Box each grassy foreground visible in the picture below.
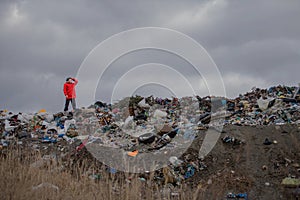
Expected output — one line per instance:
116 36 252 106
0 148 200 200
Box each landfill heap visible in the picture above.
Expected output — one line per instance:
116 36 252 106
224 85 300 126
1 85 300 184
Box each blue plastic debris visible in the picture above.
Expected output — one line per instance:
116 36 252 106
226 192 248 200
184 164 195 179
42 136 57 143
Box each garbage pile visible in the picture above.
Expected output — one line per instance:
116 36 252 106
73 95 208 178
0 85 300 185
223 85 300 126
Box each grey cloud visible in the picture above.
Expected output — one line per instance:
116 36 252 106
0 0 299 112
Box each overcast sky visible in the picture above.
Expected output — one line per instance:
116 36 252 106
0 0 300 113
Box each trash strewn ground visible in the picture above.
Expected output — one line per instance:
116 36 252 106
1 85 300 199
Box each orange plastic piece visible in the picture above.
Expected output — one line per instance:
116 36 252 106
127 150 138 157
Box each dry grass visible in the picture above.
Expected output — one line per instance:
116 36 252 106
0 149 250 200
0 147 197 200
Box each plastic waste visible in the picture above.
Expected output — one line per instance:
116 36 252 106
153 110 168 118
169 156 183 167
127 150 138 157
138 132 156 144
138 98 151 108
124 116 134 128
226 192 248 199
184 164 195 179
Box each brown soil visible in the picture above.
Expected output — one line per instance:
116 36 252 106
186 124 300 199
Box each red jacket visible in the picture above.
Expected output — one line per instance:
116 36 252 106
63 78 78 99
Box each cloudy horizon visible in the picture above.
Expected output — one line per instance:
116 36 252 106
1 0 300 113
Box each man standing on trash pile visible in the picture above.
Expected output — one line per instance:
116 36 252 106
63 77 78 112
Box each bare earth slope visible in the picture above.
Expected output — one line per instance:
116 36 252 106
187 124 300 199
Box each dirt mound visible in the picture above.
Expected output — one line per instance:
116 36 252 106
184 124 300 199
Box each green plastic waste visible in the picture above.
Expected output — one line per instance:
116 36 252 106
281 177 300 187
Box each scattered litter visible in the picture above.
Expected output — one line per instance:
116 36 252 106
265 182 270 186
226 192 248 199
222 136 244 145
263 138 273 145
1 84 300 198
